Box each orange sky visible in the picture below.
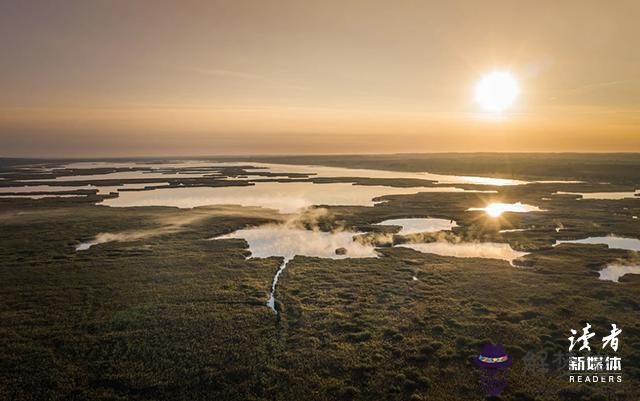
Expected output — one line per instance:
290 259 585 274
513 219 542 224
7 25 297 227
1 1 639 156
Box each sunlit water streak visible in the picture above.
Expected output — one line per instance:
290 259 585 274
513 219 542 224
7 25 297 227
499 228 529 233
396 241 528 266
26 160 531 186
554 235 640 251
554 190 640 200
468 202 544 217
374 218 457 235
212 162 529 186
100 182 485 213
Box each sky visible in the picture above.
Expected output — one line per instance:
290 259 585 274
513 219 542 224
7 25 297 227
1 0 639 157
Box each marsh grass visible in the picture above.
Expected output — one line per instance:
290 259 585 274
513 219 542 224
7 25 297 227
1 155 639 400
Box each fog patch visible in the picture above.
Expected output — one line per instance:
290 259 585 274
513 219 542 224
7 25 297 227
75 206 277 251
75 231 156 251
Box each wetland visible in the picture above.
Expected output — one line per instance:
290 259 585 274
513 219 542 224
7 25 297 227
1 153 639 401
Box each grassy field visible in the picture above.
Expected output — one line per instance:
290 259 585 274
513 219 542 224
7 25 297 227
1 154 639 400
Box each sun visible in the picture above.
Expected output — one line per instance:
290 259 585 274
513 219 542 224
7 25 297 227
485 203 514 217
475 71 520 113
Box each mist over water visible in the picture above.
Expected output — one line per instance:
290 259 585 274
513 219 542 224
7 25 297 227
215 224 378 312
217 226 378 260
397 241 528 265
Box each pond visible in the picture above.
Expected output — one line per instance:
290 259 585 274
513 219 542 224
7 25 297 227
555 190 640 200
214 225 378 312
396 241 528 265
468 202 544 217
374 218 457 235
598 264 640 283
554 235 640 251
100 182 483 213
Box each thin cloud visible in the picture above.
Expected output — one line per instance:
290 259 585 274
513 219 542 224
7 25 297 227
187 67 308 90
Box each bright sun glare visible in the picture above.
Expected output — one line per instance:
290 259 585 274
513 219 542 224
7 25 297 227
485 203 513 217
475 71 520 113
482 202 534 217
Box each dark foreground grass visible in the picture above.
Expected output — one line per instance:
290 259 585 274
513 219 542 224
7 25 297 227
1 155 639 400
1 200 638 401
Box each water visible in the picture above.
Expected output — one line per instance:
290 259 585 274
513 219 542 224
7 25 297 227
397 241 528 265
76 240 100 251
1 185 90 194
555 190 640 200
15 161 560 214
468 202 544 217
60 160 216 170
375 218 457 235
554 235 640 251
211 162 529 186
2 194 86 200
25 170 215 182
0 183 168 197
598 264 640 282
266 259 290 310
214 225 378 312
100 182 484 213
499 228 529 233
18 160 530 186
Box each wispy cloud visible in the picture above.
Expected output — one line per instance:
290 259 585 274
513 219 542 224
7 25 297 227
187 67 308 91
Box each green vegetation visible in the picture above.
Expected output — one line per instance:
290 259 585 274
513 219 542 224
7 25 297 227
1 155 639 400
